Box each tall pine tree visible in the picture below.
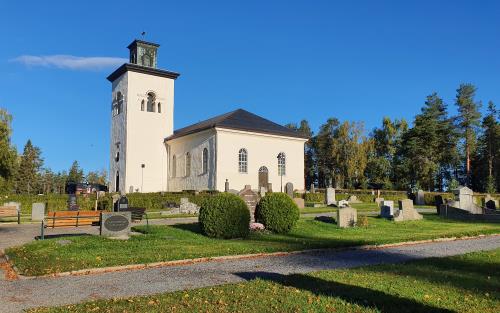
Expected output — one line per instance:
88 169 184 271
15 140 43 194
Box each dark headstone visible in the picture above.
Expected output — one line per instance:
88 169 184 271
68 194 78 211
117 196 129 212
435 195 444 214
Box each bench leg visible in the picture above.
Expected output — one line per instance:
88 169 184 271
40 221 44 240
17 212 20 224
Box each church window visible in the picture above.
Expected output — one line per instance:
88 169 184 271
202 148 208 175
185 152 191 177
141 100 145 111
172 155 176 178
147 92 155 112
115 151 119 162
238 148 248 173
157 102 161 113
116 92 123 115
277 152 286 176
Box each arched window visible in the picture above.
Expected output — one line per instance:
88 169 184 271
147 92 155 112
115 151 119 162
157 102 161 113
238 148 248 173
277 152 286 176
202 148 208 175
141 100 145 111
185 152 191 177
172 155 176 178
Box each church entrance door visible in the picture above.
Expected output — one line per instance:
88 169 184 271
258 166 268 191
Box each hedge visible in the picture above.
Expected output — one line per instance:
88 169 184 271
0 191 219 215
198 193 250 238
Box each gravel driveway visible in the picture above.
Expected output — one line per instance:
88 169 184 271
1 235 498 313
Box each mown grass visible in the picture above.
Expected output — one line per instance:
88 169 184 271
7 214 499 276
29 248 500 313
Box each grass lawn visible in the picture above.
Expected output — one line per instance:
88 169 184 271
7 214 499 276
29 248 500 313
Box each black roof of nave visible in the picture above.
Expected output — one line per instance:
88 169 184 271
165 109 308 141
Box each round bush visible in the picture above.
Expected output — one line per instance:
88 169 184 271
255 193 300 234
198 193 250 238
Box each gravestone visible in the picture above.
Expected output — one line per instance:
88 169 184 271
435 195 444 214
67 194 78 211
393 199 423 222
347 195 362 203
293 198 305 209
415 190 425 205
374 197 384 207
380 200 394 218
31 202 45 221
100 212 131 238
117 196 129 212
238 185 259 222
310 183 315 193
179 198 200 214
337 207 357 228
337 199 349 208
484 194 499 210
225 179 229 192
267 183 273 193
285 182 294 198
259 186 267 198
326 187 336 206
450 186 482 214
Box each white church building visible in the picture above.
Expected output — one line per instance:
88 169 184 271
108 40 307 193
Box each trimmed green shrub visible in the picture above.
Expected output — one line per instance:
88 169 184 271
255 193 300 234
198 193 250 239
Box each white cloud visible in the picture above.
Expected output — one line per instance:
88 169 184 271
11 55 127 70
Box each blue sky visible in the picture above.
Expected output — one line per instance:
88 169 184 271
1 0 499 173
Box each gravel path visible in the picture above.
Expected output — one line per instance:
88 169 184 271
1 235 499 313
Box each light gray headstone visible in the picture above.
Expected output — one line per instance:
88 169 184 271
259 187 267 197
347 195 362 203
179 199 200 214
337 207 357 228
374 197 384 207
31 202 46 221
393 199 423 222
451 186 482 214
326 187 336 205
293 198 305 209
310 183 315 193
100 212 131 238
285 182 294 198
338 199 349 208
415 190 425 205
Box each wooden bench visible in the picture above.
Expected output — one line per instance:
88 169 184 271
40 211 102 239
0 206 20 224
120 207 149 225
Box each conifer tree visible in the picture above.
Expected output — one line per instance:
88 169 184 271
15 140 43 194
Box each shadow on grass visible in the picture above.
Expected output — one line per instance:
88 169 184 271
362 256 500 294
34 233 92 240
236 271 455 313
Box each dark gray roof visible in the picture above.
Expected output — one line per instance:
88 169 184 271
165 109 308 141
107 63 180 82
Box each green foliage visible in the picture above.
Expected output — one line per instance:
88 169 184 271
198 193 250 239
255 193 299 234
15 140 43 194
304 192 324 203
67 161 84 183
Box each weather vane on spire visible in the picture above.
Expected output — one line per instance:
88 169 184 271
141 31 146 38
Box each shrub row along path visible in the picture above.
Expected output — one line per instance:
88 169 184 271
1 235 498 313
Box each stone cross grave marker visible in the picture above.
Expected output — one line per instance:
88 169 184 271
239 185 259 222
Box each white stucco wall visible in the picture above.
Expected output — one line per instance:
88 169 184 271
166 129 216 191
215 128 306 192
110 69 176 193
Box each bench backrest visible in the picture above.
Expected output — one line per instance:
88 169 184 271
45 211 101 228
0 206 18 217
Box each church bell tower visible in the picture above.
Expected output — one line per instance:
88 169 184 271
107 39 180 193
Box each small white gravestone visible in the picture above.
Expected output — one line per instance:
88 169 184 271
374 198 384 207
326 187 336 206
337 199 349 208
31 202 45 221
337 207 357 228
